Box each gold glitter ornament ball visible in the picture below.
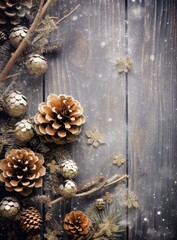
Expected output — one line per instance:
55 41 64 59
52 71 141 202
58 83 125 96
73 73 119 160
9 25 28 48
3 90 28 117
25 54 48 75
59 180 77 197
59 160 78 179
95 198 106 210
14 119 34 142
0 197 20 219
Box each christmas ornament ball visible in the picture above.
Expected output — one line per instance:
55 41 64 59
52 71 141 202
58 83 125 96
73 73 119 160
3 90 28 118
59 160 78 179
9 25 28 48
95 198 106 210
25 54 48 75
0 197 20 219
59 180 77 197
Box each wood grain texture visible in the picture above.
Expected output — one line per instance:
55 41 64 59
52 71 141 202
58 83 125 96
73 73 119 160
127 0 177 239
45 0 127 238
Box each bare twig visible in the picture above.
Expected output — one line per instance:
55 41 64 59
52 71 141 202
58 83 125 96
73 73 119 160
4 72 21 80
57 4 80 25
50 174 128 205
32 4 80 45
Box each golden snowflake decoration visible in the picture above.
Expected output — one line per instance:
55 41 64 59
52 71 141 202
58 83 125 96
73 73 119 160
99 217 120 237
125 191 139 209
85 128 105 148
44 228 59 240
113 154 125 167
47 160 59 174
116 55 133 73
103 192 113 204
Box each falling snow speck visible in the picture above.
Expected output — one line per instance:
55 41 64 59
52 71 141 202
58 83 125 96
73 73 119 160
150 55 155 61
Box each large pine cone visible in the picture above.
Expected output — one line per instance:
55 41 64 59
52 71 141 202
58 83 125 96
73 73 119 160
0 0 32 25
64 210 91 237
19 207 42 233
0 148 46 196
34 94 86 144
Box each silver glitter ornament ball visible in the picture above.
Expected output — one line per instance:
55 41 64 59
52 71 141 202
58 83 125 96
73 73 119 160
0 197 20 219
59 180 77 197
25 54 48 75
9 25 28 48
15 119 34 142
3 90 28 118
59 160 78 179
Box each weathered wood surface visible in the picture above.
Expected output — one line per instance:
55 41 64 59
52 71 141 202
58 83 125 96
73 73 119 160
0 0 177 239
127 0 177 239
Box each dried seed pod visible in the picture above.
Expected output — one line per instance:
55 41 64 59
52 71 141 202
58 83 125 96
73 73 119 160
14 119 34 142
95 198 106 210
0 197 20 219
59 160 78 179
25 54 48 75
59 180 77 197
9 25 28 48
3 90 28 118
19 207 42 233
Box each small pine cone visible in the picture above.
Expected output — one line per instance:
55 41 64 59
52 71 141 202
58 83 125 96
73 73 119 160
0 0 32 25
34 94 86 144
9 25 28 48
25 54 48 75
19 207 42 233
59 159 78 179
64 210 91 237
3 90 28 117
0 197 20 219
14 119 34 142
0 148 46 196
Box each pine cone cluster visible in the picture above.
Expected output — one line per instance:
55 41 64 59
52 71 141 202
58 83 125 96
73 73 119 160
64 210 91 237
0 149 46 196
0 0 32 25
19 207 42 233
34 94 86 144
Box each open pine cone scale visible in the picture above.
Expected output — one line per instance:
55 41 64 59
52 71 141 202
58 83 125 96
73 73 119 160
0 149 46 196
34 94 85 144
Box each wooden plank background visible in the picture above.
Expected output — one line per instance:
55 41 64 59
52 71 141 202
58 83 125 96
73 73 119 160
0 0 177 239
